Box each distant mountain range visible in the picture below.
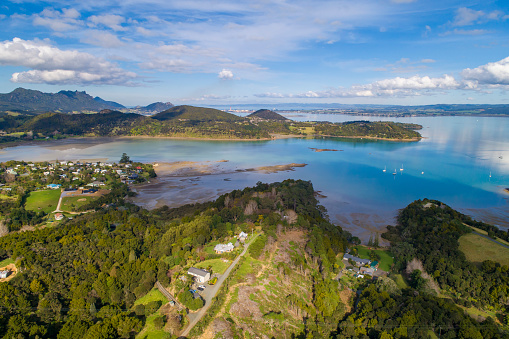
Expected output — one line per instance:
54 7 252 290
0 88 173 114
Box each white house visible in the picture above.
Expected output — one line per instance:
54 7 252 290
238 231 248 242
0 270 10 279
214 243 234 254
187 267 210 283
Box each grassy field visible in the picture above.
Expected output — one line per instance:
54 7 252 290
25 189 61 213
135 313 171 339
203 240 220 255
459 233 509 267
464 224 509 246
392 273 409 289
195 258 231 275
133 288 167 307
0 258 14 267
354 246 394 271
0 193 16 201
60 195 97 212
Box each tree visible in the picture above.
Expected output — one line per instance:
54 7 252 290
119 153 130 164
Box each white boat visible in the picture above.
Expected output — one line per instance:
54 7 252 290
392 169 397 175
489 171 492 178
400 164 404 171
383 166 386 172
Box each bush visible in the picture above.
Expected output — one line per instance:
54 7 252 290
134 304 145 317
145 300 162 315
153 315 165 329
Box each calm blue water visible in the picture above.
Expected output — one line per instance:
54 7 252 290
1 114 508 238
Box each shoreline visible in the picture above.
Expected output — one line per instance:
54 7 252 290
0 133 420 150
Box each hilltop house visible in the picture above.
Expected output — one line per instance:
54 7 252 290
47 184 61 189
54 213 64 221
343 253 371 266
187 267 210 283
0 270 10 279
214 243 234 254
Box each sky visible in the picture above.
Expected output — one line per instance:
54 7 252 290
0 0 509 106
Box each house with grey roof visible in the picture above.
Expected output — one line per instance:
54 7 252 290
214 242 234 254
187 267 210 283
343 253 371 266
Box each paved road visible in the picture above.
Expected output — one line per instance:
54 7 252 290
472 231 509 250
180 234 258 338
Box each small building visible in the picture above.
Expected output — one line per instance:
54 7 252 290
47 184 61 189
360 267 375 276
214 243 234 254
370 261 379 270
0 270 10 279
187 267 210 283
343 253 371 266
55 213 64 221
238 231 248 242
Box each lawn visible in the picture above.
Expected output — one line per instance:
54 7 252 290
135 313 171 339
133 288 167 307
459 233 509 267
25 189 61 213
60 195 97 212
392 274 409 289
195 258 231 275
203 240 220 255
464 224 509 246
0 258 14 267
354 246 394 271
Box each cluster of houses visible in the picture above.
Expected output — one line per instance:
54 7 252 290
213 231 249 254
187 232 251 284
343 252 380 278
0 160 149 190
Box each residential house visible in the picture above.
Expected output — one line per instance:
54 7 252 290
360 267 375 276
187 267 210 283
238 231 248 242
47 184 61 189
343 253 371 266
0 270 10 279
55 213 64 221
214 243 234 254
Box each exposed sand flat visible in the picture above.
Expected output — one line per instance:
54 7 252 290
152 161 225 176
239 163 307 174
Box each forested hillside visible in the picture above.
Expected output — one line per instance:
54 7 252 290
0 107 422 142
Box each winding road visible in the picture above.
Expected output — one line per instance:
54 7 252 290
180 233 258 338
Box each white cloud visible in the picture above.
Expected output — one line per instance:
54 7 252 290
421 59 436 63
0 38 137 85
442 29 490 36
218 69 233 80
81 30 124 47
88 14 127 31
461 57 509 86
181 94 232 101
33 8 82 32
452 7 507 26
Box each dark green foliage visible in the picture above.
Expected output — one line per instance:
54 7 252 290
383 198 509 309
248 234 267 259
177 290 204 310
336 283 506 339
153 315 165 329
314 120 421 139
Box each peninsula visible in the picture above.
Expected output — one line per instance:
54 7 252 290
0 105 422 145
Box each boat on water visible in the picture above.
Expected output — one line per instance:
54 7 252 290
392 169 397 175
383 166 386 172
400 164 404 171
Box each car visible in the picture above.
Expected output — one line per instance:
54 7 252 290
169 300 175 306
198 285 206 289
197 286 204 291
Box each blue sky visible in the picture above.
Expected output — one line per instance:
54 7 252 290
1 0 509 106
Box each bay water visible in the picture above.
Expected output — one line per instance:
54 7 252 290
1 114 507 240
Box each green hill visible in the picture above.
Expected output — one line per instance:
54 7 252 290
20 111 149 136
151 105 243 122
247 109 289 121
